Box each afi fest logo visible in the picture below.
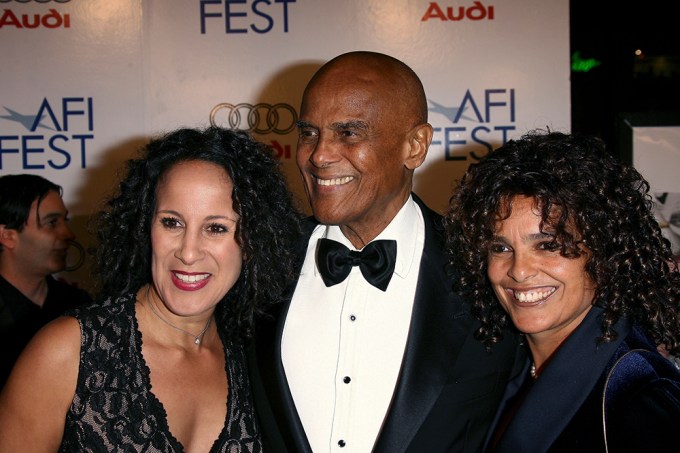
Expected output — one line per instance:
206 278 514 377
210 102 297 159
429 88 516 162
199 0 296 34
0 97 94 170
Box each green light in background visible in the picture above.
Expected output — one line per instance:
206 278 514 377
572 51 602 72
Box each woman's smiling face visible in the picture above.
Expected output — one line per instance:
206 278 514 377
487 196 596 345
150 160 243 317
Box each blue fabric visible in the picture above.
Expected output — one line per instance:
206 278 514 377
603 328 680 452
487 306 680 452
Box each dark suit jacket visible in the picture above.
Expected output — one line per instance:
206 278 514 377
249 194 525 452
486 305 680 453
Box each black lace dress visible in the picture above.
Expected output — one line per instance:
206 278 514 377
60 294 263 452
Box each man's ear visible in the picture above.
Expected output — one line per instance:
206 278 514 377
405 123 433 170
0 225 18 250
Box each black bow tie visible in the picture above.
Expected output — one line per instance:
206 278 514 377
316 238 397 291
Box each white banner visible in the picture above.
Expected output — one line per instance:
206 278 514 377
1 0 570 287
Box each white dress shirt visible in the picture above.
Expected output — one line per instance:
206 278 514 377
282 196 425 452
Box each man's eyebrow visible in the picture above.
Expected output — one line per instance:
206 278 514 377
296 120 315 129
37 211 66 226
330 120 369 131
41 211 66 220
295 120 369 131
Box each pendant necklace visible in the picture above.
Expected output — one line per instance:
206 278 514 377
145 286 211 345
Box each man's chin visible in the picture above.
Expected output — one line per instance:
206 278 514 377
310 204 347 225
49 259 69 274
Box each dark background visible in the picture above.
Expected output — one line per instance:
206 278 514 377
570 1 680 158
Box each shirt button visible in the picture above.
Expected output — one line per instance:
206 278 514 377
338 440 346 447
350 315 356 321
343 376 351 384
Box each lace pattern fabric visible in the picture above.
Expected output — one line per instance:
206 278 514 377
60 294 262 452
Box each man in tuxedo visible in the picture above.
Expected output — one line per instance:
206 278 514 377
251 51 524 452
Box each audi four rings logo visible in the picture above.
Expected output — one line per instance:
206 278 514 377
210 103 297 135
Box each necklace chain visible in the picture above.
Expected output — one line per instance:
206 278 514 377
145 286 211 345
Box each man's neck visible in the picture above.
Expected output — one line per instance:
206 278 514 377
0 267 49 307
339 197 409 250
338 195 413 249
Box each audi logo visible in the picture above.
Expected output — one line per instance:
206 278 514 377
210 103 297 135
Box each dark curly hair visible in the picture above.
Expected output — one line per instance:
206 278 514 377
91 127 303 338
445 129 680 354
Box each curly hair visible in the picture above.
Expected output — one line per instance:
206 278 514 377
91 127 303 338
445 129 680 354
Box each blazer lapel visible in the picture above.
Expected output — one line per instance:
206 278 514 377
481 358 531 451
493 306 631 453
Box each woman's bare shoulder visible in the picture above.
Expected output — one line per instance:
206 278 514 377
0 315 81 451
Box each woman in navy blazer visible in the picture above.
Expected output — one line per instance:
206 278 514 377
445 129 680 452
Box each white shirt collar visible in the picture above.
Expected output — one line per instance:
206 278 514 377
317 195 421 279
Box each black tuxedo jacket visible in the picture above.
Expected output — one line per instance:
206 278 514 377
248 195 525 452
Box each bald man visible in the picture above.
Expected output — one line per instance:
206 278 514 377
250 51 525 453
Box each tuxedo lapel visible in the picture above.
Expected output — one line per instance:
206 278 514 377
272 291 313 452
254 219 316 452
373 196 471 452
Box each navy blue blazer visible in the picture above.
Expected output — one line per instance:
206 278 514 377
486 305 680 452
248 194 525 453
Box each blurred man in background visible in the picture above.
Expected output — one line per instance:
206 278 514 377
0 174 91 388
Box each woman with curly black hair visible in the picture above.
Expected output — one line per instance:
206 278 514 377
445 129 680 452
0 127 302 452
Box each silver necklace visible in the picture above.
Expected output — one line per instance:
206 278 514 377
145 286 212 345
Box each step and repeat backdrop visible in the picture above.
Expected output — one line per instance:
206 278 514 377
1 0 570 288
